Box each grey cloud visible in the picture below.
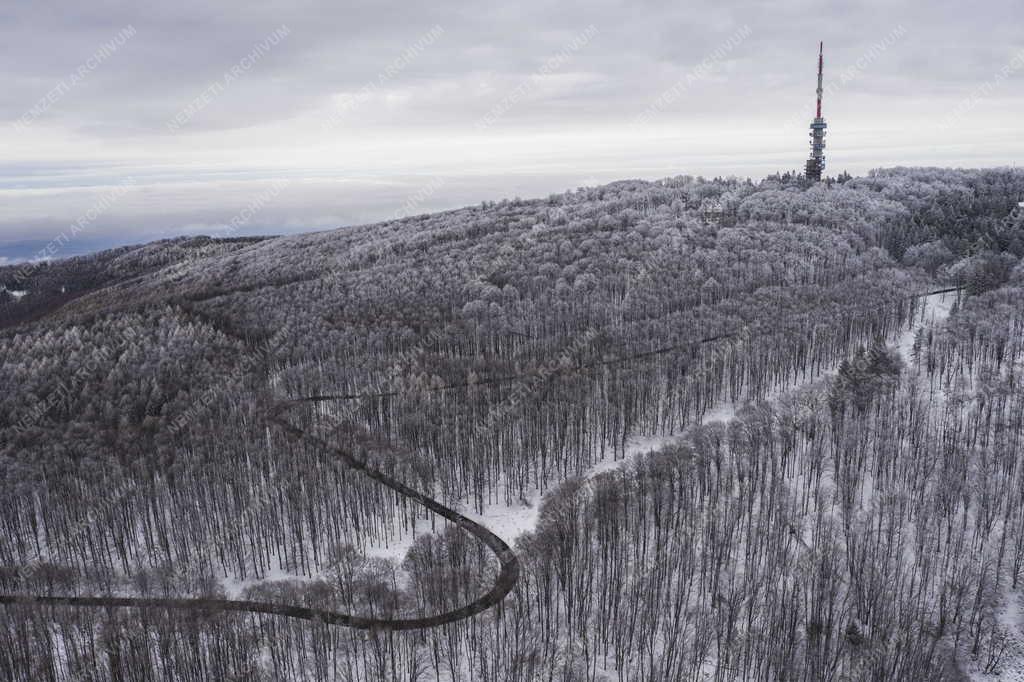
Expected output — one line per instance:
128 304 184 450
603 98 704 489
0 0 1020 254
9 0 1018 134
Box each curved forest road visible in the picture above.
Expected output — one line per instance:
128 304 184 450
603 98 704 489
0 397 520 632
0 285 963 633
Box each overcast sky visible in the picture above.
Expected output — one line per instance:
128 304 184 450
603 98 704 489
1 0 1022 262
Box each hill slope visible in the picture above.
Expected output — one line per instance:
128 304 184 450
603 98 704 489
2 167 1023 681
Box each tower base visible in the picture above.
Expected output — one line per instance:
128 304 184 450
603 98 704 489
805 158 823 182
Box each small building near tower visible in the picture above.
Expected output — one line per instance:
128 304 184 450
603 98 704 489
700 198 738 227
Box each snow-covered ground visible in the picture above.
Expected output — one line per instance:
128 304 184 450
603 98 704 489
232 289 1024 682
968 589 1024 681
897 289 956 361
220 561 320 599
0 285 28 300
239 292 960 592
463 290 960 548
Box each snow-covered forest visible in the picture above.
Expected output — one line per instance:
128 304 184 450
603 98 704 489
2 167 1024 681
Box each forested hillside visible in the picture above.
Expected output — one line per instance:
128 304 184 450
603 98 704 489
0 236 269 331
1 167 1023 681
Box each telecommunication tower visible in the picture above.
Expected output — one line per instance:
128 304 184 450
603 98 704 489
805 42 827 182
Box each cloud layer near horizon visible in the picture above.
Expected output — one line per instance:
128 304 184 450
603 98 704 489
1 0 1021 256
